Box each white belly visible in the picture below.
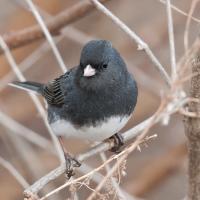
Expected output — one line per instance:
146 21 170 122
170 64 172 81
50 115 131 141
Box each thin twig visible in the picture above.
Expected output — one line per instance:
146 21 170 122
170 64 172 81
0 36 64 163
0 0 110 55
25 0 67 73
166 0 177 80
184 0 200 52
159 0 200 23
86 153 128 200
0 36 63 92
0 156 29 188
0 110 53 151
100 152 127 200
90 0 171 86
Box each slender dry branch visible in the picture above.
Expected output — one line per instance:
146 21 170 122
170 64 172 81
0 156 29 188
90 0 171 86
166 0 177 80
25 0 67 72
159 0 200 23
184 0 200 52
99 152 127 200
0 36 64 163
0 0 110 54
86 153 128 200
0 36 63 92
0 111 52 151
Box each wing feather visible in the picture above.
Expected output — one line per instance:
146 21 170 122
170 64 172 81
42 77 64 106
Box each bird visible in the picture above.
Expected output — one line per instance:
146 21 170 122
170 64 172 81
10 40 138 178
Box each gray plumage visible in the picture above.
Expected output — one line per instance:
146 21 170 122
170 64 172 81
11 40 138 141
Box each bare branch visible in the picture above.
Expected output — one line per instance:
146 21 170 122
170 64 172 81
159 0 200 23
0 156 29 188
0 110 53 151
0 36 63 92
0 36 64 163
166 0 177 80
25 0 67 72
0 0 110 54
90 0 171 86
99 152 127 200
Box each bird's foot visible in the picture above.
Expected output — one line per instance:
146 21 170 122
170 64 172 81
64 153 81 179
109 133 124 153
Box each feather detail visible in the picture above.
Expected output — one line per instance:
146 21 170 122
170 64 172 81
42 77 64 106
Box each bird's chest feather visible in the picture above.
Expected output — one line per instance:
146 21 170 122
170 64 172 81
59 88 130 126
50 115 131 141
48 83 136 141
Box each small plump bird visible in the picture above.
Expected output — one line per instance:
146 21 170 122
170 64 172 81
11 40 138 177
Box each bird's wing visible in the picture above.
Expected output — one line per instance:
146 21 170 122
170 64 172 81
42 77 64 106
42 68 75 106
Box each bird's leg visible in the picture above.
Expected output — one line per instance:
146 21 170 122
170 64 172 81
109 133 124 153
58 136 81 178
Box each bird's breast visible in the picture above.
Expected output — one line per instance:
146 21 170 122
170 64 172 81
50 115 131 141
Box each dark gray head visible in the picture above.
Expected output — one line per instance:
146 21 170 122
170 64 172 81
76 40 128 91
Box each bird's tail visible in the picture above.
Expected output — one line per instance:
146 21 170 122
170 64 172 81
9 81 44 94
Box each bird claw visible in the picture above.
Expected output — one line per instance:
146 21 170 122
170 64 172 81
109 133 124 153
64 153 81 179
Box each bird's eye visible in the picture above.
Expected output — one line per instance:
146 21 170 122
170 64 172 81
102 64 108 69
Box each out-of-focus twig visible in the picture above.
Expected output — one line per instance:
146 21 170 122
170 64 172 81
90 0 171 86
99 152 127 200
0 110 53 151
0 156 29 188
0 0 110 55
25 0 66 73
0 36 64 163
184 0 200 52
159 0 200 23
166 0 177 81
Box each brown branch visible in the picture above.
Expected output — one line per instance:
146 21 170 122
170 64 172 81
0 0 110 54
184 49 200 200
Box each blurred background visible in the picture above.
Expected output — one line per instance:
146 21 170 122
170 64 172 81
0 0 199 199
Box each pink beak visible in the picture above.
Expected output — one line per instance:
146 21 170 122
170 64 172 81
83 65 96 77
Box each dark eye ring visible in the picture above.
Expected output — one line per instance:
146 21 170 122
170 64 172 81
102 64 108 68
